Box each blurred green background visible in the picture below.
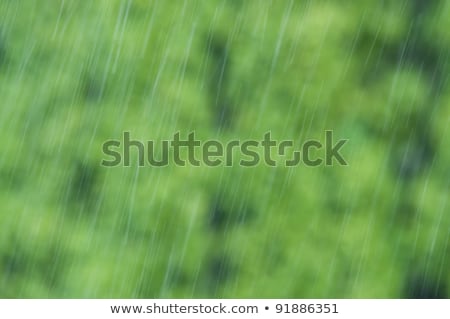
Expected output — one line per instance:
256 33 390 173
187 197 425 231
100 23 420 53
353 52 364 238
0 0 449 298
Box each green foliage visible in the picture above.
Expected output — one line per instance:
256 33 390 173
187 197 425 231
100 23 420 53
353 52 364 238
0 0 448 298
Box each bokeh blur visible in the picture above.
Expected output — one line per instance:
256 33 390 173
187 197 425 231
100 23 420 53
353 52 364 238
0 0 449 298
